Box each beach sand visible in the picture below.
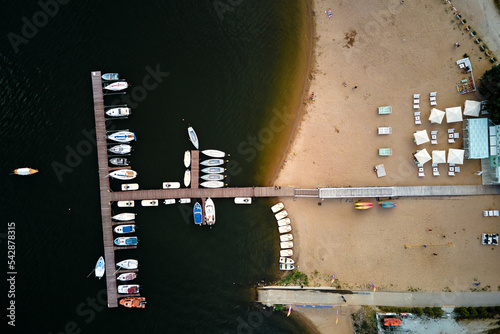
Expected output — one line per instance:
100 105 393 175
273 0 500 332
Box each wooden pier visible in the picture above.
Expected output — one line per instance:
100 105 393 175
191 150 199 189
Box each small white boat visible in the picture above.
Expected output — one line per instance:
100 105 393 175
202 149 226 158
275 210 288 220
95 256 105 279
163 182 181 189
200 181 224 188
163 199 175 205
280 241 293 249
184 150 191 168
201 167 225 174
279 257 294 264
279 225 292 234
106 107 131 117
102 73 119 81
116 259 138 269
280 264 295 271
141 200 158 207
200 159 224 166
109 157 129 166
122 183 139 191
109 170 137 180
112 213 136 221
280 249 293 257
184 170 191 187
107 131 136 143
118 284 140 294
277 218 291 227
271 202 284 213
117 273 137 281
234 197 252 204
187 127 199 149
118 201 134 207
114 224 136 234
179 198 191 204
104 81 129 91
13 167 39 175
205 198 215 226
108 144 131 154
200 174 225 181
280 234 293 242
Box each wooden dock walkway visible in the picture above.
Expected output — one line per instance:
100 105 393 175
191 150 199 189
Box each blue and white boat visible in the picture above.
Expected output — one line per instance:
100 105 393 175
106 107 131 117
187 127 199 149
200 159 224 166
102 73 119 81
201 167 225 174
95 256 105 279
193 202 202 225
114 237 138 246
109 169 137 180
107 131 136 143
114 224 136 234
200 174 225 181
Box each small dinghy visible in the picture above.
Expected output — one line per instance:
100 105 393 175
163 182 181 189
278 225 292 234
120 297 146 308
117 201 134 207
116 259 138 269
104 81 129 91
179 198 191 204
187 127 199 149
279 257 294 264
193 202 202 225
114 237 138 246
108 144 131 155
141 200 158 207
109 157 129 166
201 167 225 174
112 213 136 221
280 234 293 242
184 150 191 168
200 159 224 166
114 224 136 234
107 131 136 143
121 183 138 191
184 170 191 187
378 201 396 208
102 73 119 81
202 149 226 158
277 218 291 227
109 170 137 180
200 181 224 188
200 174 225 181
106 107 131 117
271 202 284 213
280 249 293 257
118 284 140 294
117 273 137 281
234 197 252 204
95 256 105 279
13 167 38 175
163 199 175 205
275 210 288 220
280 263 295 271
280 241 293 249
205 198 215 226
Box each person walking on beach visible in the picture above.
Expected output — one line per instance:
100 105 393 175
341 296 347 303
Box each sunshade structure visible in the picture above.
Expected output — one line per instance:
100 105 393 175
432 150 447 164
429 108 445 124
463 100 481 117
415 148 432 165
447 148 465 164
446 106 463 123
414 130 430 145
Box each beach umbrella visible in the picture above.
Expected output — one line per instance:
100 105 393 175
446 106 463 123
415 149 431 165
463 100 481 117
447 148 465 164
432 150 447 164
429 108 445 124
414 130 430 145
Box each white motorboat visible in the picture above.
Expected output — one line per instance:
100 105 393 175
279 257 295 264
106 107 131 117
280 234 293 242
114 236 138 246
280 249 293 257
109 157 129 166
179 198 191 204
118 284 140 294
201 167 225 174
118 201 134 207
104 81 129 91
102 73 119 81
13 167 39 175
163 182 181 189
95 256 105 279
280 264 295 271
200 181 224 188
200 159 224 166
184 170 191 187
117 273 137 281
109 170 137 180
108 144 131 155
205 198 215 226
116 259 138 269
141 200 158 207
121 183 139 191
112 213 136 221
275 210 288 220
280 241 293 249
114 224 136 234
202 149 226 158
163 199 175 205
277 218 291 227
184 150 191 168
278 225 292 234
200 174 225 181
187 127 199 149
234 197 252 204
107 131 136 143
271 202 284 213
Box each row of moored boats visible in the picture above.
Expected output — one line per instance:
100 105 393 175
271 202 295 271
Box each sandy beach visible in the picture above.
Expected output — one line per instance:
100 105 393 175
274 0 500 332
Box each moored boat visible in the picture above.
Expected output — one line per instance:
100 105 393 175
279 257 294 264
355 204 374 210
280 249 293 257
202 149 226 158
122 183 139 191
116 259 138 269
275 210 288 220
193 202 202 225
120 297 146 308
205 198 215 226
200 174 225 181
114 237 138 246
163 182 181 189
163 199 175 205
109 157 129 166
114 224 136 234
277 218 290 226
13 167 38 176
280 263 295 271
201 167 225 174
106 107 131 117
108 144 131 155
117 273 137 281
280 234 293 242
107 131 136 143
179 198 191 204
109 170 137 180
141 200 158 207
102 73 119 81
113 213 136 221
117 201 134 207
278 225 292 234
280 241 293 249
184 170 191 187
234 197 252 204
271 202 284 213
200 181 224 188
184 150 191 168
95 256 105 279
118 284 140 294
104 81 129 91
200 159 224 166
187 127 199 149
378 201 396 208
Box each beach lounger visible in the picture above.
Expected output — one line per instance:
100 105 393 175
453 132 460 139
433 167 440 176
414 99 420 104
448 169 455 176
431 133 437 145
448 128 455 133
413 104 420 109
430 92 437 97
418 167 425 177
378 148 392 156
455 166 460 173
378 106 392 114
489 210 494 216
448 134 455 143
417 163 423 168
374 164 386 178
413 94 420 99
378 127 392 134
494 210 499 216
430 96 436 101
415 117 421 125
484 210 489 217
430 101 437 106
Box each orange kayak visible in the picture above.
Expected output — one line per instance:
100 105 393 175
119 297 146 308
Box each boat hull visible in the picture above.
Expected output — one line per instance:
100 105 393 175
184 170 191 187
201 167 225 174
163 199 175 205
200 159 224 166
280 264 295 270
117 201 134 207
108 144 131 155
200 174 224 181
205 198 215 225
114 224 136 234
116 259 138 269
107 131 136 143
141 200 158 207
117 273 137 281
109 158 129 166
118 284 140 294
122 183 139 191
13 167 38 175
271 203 284 213
112 213 136 221
106 107 131 117
120 297 146 308
202 149 225 158
200 181 224 188
109 169 137 180
95 256 105 278
277 218 291 226
275 210 288 220
280 250 293 257
187 127 199 149
163 182 181 189
104 82 129 91
193 202 202 225
234 197 252 204
280 234 293 242
102 73 119 81
278 225 292 234
280 241 293 249
114 237 138 246
279 257 294 264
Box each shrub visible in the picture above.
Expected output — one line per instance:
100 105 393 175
457 307 469 317
425 308 435 317
478 306 488 318
433 307 444 317
413 307 424 316
469 307 479 318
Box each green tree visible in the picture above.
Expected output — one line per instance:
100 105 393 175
432 307 444 318
478 306 488 318
413 307 424 316
468 307 479 318
478 64 500 123
425 308 435 317
457 307 470 317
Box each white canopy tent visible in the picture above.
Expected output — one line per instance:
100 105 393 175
414 130 430 145
429 108 445 124
415 148 432 165
446 106 463 123
463 100 481 117
447 148 465 164
432 150 447 164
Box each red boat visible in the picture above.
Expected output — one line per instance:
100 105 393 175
120 297 146 309
384 318 402 327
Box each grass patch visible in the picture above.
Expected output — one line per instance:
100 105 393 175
277 270 309 286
